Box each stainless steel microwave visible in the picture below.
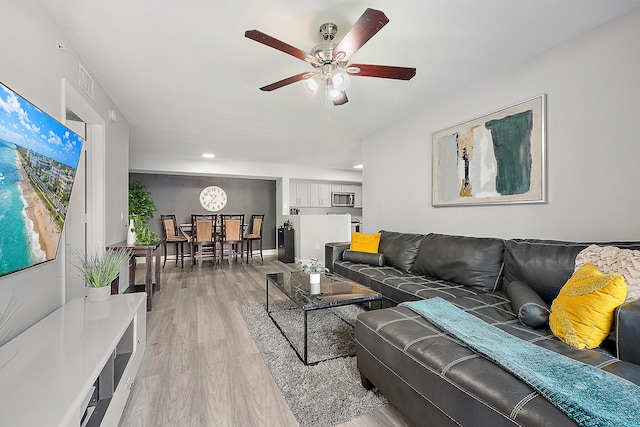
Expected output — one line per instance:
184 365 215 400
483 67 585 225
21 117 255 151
332 192 355 207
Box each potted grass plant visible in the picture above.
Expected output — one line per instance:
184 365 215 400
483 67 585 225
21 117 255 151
73 247 131 303
299 257 327 294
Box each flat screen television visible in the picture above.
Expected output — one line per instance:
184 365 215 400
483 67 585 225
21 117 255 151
0 81 83 278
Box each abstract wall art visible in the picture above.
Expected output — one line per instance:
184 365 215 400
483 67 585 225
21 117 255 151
432 95 546 206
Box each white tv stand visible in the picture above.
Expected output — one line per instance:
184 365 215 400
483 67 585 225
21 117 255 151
0 294 146 427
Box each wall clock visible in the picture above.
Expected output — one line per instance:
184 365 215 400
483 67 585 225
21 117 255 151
199 185 227 212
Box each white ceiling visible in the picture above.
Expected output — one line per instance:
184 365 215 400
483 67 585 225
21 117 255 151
39 0 640 171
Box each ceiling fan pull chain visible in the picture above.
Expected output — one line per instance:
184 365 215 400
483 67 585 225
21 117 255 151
325 78 332 122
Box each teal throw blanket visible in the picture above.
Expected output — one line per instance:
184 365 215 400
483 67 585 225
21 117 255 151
400 298 640 427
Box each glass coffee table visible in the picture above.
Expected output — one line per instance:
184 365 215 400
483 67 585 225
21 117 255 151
265 271 382 365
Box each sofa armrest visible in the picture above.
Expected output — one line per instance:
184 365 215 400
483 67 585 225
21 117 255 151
615 299 640 365
325 242 351 272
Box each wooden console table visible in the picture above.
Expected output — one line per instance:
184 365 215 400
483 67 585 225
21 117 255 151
109 239 164 311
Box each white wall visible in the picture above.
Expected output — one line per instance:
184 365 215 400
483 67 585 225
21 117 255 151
283 214 351 263
362 8 640 242
0 0 129 344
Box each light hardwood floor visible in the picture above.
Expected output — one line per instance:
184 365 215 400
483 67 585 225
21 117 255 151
118 256 412 427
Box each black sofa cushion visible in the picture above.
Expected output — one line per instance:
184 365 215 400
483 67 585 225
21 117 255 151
378 230 426 271
507 280 549 329
356 292 636 427
503 240 589 304
333 260 413 290
411 233 505 292
342 250 385 266
371 274 486 305
503 239 640 305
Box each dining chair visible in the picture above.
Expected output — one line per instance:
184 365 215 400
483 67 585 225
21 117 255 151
220 214 245 267
160 214 189 268
244 214 265 262
190 214 216 269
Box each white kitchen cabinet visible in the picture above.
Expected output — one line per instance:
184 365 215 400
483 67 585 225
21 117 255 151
320 182 332 207
331 183 355 193
0 294 147 427
309 182 331 207
290 179 310 207
289 181 298 206
354 184 363 208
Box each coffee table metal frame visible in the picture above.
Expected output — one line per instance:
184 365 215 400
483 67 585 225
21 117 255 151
265 270 382 365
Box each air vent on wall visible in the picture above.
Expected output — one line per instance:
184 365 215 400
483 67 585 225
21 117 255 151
78 63 94 99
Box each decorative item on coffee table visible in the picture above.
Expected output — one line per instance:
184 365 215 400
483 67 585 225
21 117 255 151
72 247 131 302
298 257 327 295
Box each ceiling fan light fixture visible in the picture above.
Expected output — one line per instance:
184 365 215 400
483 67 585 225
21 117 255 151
329 88 343 100
303 75 319 94
326 77 342 100
332 71 350 91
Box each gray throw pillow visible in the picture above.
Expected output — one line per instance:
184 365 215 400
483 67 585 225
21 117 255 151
507 280 550 329
343 250 385 267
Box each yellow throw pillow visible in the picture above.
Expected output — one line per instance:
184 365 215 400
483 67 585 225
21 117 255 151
549 262 627 349
350 232 381 254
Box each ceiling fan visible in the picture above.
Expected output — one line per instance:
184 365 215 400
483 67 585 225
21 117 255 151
244 8 416 106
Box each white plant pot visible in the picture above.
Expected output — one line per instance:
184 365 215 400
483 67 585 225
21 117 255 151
86 286 110 303
310 273 321 294
127 219 136 245
310 282 321 295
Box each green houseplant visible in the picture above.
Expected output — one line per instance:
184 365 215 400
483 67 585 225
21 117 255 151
298 257 328 294
73 247 131 302
298 257 327 274
128 181 159 245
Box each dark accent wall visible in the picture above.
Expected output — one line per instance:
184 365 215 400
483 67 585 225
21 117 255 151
129 173 276 256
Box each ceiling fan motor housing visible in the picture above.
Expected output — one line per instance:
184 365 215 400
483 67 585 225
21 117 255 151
319 22 338 41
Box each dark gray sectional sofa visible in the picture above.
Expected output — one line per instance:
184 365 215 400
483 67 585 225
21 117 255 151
325 231 640 427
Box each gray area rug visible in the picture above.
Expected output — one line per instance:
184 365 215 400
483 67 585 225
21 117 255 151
239 300 388 427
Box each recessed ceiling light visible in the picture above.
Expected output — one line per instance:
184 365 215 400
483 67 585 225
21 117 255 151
202 153 215 158
353 164 363 169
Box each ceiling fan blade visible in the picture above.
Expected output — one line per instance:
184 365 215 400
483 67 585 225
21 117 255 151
333 8 389 62
245 30 315 63
259 72 313 91
347 64 416 80
332 91 348 106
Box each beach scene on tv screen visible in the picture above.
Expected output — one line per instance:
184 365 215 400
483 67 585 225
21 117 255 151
0 82 83 277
